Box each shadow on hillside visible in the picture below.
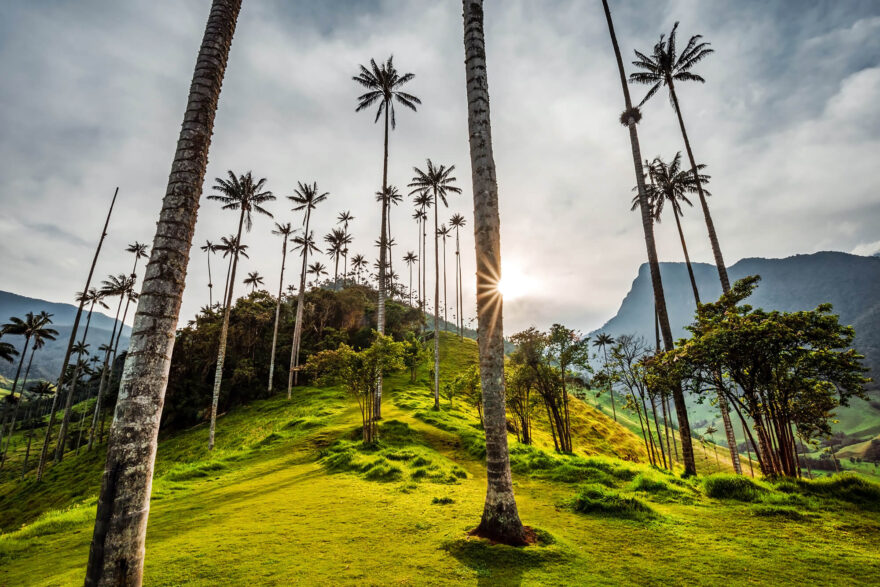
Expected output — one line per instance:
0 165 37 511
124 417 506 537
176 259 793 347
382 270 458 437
442 530 567 586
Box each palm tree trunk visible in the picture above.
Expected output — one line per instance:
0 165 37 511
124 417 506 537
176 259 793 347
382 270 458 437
463 0 528 545
432 189 441 410
671 205 700 305
206 249 213 307
666 76 730 292
289 210 311 394
222 252 233 307
660 392 674 466
0 340 35 466
0 334 31 463
374 106 390 420
85 3 241 583
602 0 695 475
21 397 40 480
209 207 245 450
649 396 668 469
408 263 413 306
268 234 288 392
456 228 463 338
442 235 448 330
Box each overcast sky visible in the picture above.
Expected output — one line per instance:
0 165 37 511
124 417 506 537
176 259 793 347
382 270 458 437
1 0 878 335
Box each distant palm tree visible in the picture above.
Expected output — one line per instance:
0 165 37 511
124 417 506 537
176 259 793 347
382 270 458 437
461 0 528 545
21 380 54 479
0 312 57 465
216 234 250 305
413 191 432 310
288 182 328 393
403 251 418 306
243 271 264 293
0 335 17 363
201 240 217 306
630 22 729 292
437 223 452 330
449 213 466 338
593 333 616 421
350 254 367 285
409 160 462 410
125 242 149 277
324 228 348 288
307 262 328 288
353 56 421 346
601 0 696 476
268 222 294 393
376 185 403 294
85 3 243 579
337 210 355 285
207 170 275 450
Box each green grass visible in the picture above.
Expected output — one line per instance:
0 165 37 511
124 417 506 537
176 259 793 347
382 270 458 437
2 332 880 585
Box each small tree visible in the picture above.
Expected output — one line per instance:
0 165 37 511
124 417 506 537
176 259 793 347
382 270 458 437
307 333 403 444
402 333 428 383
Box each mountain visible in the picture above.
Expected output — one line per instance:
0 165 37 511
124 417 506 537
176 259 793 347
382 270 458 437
0 290 131 384
591 251 880 439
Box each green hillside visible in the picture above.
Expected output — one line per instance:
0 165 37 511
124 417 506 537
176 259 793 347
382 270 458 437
2 334 880 585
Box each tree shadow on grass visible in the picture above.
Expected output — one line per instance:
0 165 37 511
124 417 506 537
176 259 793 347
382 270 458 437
442 528 569 586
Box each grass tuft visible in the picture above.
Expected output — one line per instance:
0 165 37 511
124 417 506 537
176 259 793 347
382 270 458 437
571 484 655 520
703 474 765 502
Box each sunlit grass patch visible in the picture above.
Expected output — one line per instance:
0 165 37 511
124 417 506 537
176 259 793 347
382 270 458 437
571 484 656 520
703 474 766 502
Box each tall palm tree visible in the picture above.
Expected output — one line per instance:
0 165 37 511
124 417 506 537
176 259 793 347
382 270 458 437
216 234 250 305
592 333 616 421
307 262 328 288
414 191 432 311
630 22 729 292
207 170 274 450
0 335 17 363
337 211 354 285
268 222 294 393
324 228 348 288
200 240 217 307
353 56 420 342
85 3 242 580
78 274 133 457
601 0 695 475
437 223 452 330
0 312 57 465
411 209 424 307
125 242 149 277
461 0 528 545
21 380 54 479
449 213 466 338
376 185 403 294
351 254 367 285
243 271 264 293
287 181 328 394
403 251 418 306
409 160 461 410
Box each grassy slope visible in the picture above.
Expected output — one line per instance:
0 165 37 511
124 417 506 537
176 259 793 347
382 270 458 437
0 333 878 585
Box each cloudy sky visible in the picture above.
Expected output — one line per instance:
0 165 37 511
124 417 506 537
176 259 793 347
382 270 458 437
1 0 878 335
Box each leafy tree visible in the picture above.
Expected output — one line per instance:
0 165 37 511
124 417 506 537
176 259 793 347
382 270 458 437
401 332 427 383
506 363 535 444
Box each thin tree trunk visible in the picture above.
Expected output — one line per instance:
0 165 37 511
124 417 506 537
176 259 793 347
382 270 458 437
671 205 700 305
432 189 441 410
659 392 673 466
289 210 311 395
375 104 391 420
666 77 730 292
206 249 213 307
85 3 240 583
209 207 245 450
463 0 527 545
83 296 124 455
456 228 464 338
0 338 33 465
602 0 695 475
442 235 448 330
631 391 653 464
268 233 288 392
21 397 41 480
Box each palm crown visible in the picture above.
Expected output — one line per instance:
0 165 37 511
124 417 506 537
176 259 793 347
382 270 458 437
292 232 321 257
243 271 264 291
408 160 462 206
629 21 714 108
217 235 249 259
639 152 711 221
126 241 149 260
403 251 418 265
449 213 467 229
288 182 329 221
353 56 421 129
272 222 294 239
208 171 276 232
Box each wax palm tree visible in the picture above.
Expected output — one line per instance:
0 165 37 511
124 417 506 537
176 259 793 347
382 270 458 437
414 191 432 310
353 56 420 347
449 213 467 339
125 242 149 277
324 228 348 288
0 335 17 363
307 262 328 288
337 210 355 285
375 185 403 294
287 182 328 394
601 0 695 475
630 22 729 292
86 3 242 579
206 170 275 450
403 251 418 306
461 0 528 544
268 222 294 393
592 333 616 421
243 271 264 293
351 254 367 285
437 224 452 330
216 234 250 305
21 380 54 479
201 240 217 307
0 312 56 465
409 160 461 410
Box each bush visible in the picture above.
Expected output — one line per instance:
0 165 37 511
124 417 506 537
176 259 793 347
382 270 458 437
703 474 765 502
796 473 880 509
750 505 810 521
572 485 655 520
432 496 454 505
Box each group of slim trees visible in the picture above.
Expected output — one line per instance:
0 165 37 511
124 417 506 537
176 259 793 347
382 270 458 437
0 1 855 584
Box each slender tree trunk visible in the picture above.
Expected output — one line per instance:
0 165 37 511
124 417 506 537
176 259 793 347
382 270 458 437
602 0 695 475
0 337 33 465
222 252 233 308
85 4 241 583
442 236 448 330
268 233 288 392
631 391 653 464
456 228 464 338
671 205 700 305
209 208 245 450
375 104 391 419
659 392 673 466
206 249 213 307
83 296 123 456
21 397 41 480
666 77 730 292
408 263 413 306
289 210 311 394
432 189 441 410
463 0 528 545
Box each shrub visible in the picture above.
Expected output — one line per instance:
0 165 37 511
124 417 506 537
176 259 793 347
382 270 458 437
572 485 655 520
796 473 880 509
750 505 810 521
703 474 765 502
432 496 454 505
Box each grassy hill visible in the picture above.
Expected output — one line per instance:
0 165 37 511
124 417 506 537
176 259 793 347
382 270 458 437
2 334 880 585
